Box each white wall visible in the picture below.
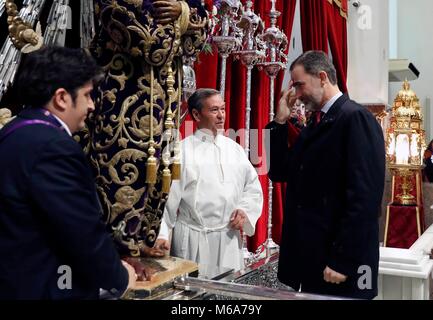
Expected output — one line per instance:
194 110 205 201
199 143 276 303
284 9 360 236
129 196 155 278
282 0 303 89
347 0 389 104
389 0 398 59
281 0 433 142
389 0 433 141
285 0 390 105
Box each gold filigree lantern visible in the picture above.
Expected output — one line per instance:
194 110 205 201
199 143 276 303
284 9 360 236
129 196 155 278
386 80 426 205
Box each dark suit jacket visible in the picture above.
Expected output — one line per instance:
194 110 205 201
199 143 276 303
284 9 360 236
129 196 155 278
0 108 128 299
266 95 385 299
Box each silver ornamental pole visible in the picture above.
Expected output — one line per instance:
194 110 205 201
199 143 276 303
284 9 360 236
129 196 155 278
256 0 288 259
233 0 266 264
212 0 243 97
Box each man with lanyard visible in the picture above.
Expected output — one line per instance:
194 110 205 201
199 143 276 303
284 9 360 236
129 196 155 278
0 46 137 299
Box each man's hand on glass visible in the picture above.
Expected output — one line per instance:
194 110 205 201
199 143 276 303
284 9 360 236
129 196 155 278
155 238 171 253
122 256 159 281
140 243 166 258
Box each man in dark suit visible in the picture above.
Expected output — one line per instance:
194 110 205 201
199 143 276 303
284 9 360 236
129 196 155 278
0 46 136 299
266 51 385 299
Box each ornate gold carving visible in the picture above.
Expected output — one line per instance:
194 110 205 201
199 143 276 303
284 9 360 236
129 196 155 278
171 60 183 180
124 0 143 8
396 169 416 205
178 1 191 35
363 103 387 123
146 66 157 185
386 81 425 208
87 0 209 253
6 0 43 53
386 81 426 167
99 149 147 185
0 108 13 129
111 186 145 222
393 81 423 119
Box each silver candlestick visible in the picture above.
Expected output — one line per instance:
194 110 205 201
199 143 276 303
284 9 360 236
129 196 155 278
212 0 243 97
233 0 266 159
180 55 197 122
256 0 288 259
232 0 266 264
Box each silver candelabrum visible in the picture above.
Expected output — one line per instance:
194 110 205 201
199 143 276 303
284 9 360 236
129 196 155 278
231 0 266 264
211 0 243 97
180 55 197 122
254 0 288 262
232 0 266 159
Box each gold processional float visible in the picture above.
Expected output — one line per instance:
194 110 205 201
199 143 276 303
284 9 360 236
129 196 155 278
384 80 426 248
0 0 43 128
0 0 351 300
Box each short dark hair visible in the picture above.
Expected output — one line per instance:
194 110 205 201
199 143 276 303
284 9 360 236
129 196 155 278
12 46 101 107
187 88 221 118
290 50 338 85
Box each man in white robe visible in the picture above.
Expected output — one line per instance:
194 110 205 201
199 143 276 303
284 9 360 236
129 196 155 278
156 88 263 277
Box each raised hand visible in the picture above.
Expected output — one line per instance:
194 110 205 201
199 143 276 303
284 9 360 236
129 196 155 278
274 82 298 124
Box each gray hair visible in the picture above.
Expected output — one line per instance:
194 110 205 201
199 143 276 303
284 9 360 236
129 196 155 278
290 51 338 85
188 88 221 118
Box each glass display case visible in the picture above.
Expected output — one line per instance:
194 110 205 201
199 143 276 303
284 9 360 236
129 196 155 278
126 253 346 300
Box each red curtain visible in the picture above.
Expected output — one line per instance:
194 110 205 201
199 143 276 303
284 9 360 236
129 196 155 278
300 0 348 93
326 1 348 93
182 0 297 251
300 0 329 53
265 0 297 249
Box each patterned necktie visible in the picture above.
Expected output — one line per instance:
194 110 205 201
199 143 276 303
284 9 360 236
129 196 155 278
314 111 324 125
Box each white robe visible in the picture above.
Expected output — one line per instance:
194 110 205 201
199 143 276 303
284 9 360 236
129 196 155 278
158 130 263 277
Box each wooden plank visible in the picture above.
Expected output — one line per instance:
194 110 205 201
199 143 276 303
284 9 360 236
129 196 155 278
133 256 198 292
